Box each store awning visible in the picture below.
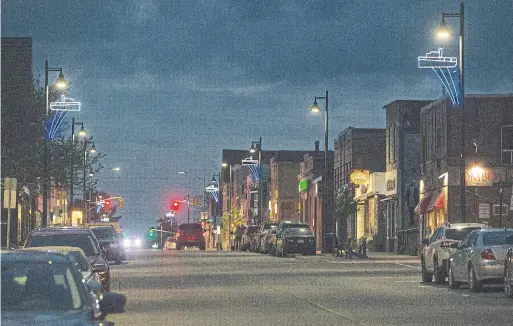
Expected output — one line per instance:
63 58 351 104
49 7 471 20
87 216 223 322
426 192 445 212
414 193 432 214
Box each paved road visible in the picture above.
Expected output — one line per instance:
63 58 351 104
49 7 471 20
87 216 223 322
107 249 512 326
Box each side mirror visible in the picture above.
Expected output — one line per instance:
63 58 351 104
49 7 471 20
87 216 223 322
422 239 429 245
100 292 127 314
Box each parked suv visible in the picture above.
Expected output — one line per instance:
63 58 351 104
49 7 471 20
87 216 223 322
269 221 310 255
241 225 260 251
24 227 111 291
89 225 125 265
176 223 206 250
421 222 489 284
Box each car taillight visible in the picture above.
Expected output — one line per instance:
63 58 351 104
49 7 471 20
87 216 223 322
480 249 496 260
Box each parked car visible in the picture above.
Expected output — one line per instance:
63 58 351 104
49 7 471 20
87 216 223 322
504 238 513 298
255 221 279 253
275 227 316 257
89 225 125 265
447 228 513 291
421 222 489 284
22 246 103 294
240 225 260 251
269 221 310 255
1 250 126 325
24 227 111 291
176 223 206 250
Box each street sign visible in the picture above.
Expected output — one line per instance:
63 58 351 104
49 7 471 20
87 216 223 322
3 178 17 209
479 203 490 219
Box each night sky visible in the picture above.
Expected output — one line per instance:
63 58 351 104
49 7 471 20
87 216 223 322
2 1 512 235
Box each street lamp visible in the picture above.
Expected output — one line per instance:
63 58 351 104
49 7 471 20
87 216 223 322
43 60 67 226
435 1 465 221
249 138 262 224
83 140 97 223
212 172 222 249
310 90 331 249
69 117 86 224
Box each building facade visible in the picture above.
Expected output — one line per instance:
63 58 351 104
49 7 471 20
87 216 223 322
418 95 513 242
383 100 431 253
333 127 386 242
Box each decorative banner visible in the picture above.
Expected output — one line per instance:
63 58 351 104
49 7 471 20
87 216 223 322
50 95 81 111
242 157 260 181
205 185 219 203
418 48 461 106
350 169 370 185
45 111 69 140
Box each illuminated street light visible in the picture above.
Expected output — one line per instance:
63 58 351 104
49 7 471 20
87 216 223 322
78 124 86 137
89 143 97 154
55 72 68 89
310 98 320 113
435 18 451 39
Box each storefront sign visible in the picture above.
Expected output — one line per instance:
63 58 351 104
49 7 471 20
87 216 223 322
448 166 510 187
299 178 308 192
350 169 370 185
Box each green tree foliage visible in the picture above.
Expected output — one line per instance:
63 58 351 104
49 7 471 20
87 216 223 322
334 186 355 241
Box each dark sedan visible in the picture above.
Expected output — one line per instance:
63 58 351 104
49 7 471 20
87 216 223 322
275 227 316 257
1 250 126 326
89 226 125 265
24 227 111 292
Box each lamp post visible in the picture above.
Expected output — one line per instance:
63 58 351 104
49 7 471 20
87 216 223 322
222 162 233 250
178 171 207 220
310 89 329 248
83 141 96 223
43 60 67 226
436 1 465 221
211 173 221 249
249 138 263 225
69 118 86 224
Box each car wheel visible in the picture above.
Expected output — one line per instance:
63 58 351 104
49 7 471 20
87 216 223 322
421 257 433 283
199 244 206 251
504 264 513 298
448 263 460 289
433 257 444 284
468 265 481 292
176 244 182 250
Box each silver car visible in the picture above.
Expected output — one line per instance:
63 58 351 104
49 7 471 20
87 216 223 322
448 228 513 291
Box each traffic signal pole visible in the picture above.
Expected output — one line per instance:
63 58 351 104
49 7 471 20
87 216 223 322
187 193 190 223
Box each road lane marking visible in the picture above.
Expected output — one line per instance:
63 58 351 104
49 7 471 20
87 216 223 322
394 280 420 283
394 263 420 269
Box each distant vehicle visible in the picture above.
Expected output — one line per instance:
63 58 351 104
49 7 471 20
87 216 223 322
1 250 126 325
22 246 102 294
504 240 513 298
24 227 111 291
89 225 125 265
421 222 490 284
85 222 122 234
448 228 513 291
275 227 316 257
255 221 279 253
176 223 206 250
165 236 177 250
269 221 310 255
123 235 142 249
260 228 278 254
240 225 260 251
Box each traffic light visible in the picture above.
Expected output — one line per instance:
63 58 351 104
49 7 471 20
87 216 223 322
171 200 180 211
193 196 200 207
118 197 124 208
104 199 111 212
148 228 155 239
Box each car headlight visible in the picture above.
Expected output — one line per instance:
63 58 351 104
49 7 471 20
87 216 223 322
123 239 130 247
135 238 141 247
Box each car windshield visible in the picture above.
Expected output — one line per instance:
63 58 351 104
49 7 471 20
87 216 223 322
90 227 116 240
1 261 83 311
66 251 91 272
179 224 202 232
445 228 482 241
27 235 99 256
284 228 314 236
482 231 513 246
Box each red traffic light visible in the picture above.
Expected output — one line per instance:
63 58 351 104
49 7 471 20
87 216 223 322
104 199 111 212
172 200 180 211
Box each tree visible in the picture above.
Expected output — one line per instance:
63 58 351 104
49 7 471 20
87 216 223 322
333 186 355 243
221 207 244 242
